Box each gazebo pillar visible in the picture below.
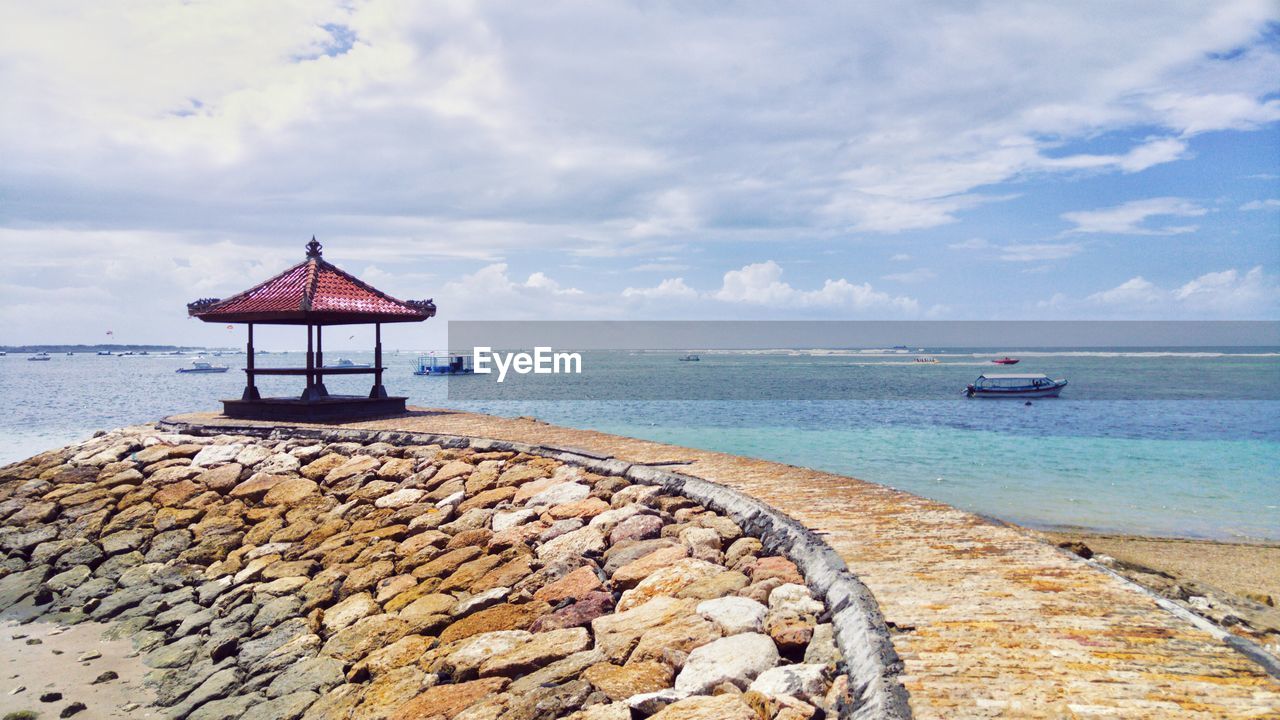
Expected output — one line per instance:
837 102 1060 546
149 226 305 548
242 323 261 401
315 324 329 396
302 324 323 401
370 322 388 399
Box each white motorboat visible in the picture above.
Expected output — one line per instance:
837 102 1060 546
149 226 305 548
176 359 229 374
965 373 1067 398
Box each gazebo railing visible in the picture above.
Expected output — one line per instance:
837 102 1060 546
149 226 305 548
244 367 386 401
246 368 384 375
240 321 389 402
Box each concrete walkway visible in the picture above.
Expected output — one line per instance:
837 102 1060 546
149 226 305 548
170 409 1280 718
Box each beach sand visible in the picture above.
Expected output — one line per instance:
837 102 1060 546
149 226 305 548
1042 530 1280 648
1044 532 1280 601
0 612 157 719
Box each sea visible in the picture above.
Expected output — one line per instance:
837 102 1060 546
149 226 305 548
2 348 1277 542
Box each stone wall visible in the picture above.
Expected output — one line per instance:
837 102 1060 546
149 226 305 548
0 423 908 719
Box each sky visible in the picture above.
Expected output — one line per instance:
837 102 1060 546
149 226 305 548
1 1 1278 350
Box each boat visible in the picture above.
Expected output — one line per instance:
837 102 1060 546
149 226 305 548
0 351 6 356
97 351 112 356
914 356 938 363
678 354 701 362
28 352 51 361
992 357 1020 365
965 373 1067 398
176 359 229 374
66 352 74 356
415 353 474 376
329 357 371 368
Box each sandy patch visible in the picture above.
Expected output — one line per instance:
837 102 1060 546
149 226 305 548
0 615 157 719
1044 532 1280 602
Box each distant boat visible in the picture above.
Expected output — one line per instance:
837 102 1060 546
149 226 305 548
415 353 473 375
679 354 701 362
0 351 6 356
65 352 74 356
329 357 371 368
28 353 51 362
176 359 229 374
914 356 938 363
992 357 1020 365
965 373 1066 398
891 345 910 350
97 351 112 356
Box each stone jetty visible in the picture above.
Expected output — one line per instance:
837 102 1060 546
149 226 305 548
0 424 869 720
169 410 1280 719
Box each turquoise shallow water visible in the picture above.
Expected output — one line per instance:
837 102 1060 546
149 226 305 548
1 349 1277 540
584 423 1279 540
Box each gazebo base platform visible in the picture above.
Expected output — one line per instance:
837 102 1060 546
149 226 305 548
220 395 409 422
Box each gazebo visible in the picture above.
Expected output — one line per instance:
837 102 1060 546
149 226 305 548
187 237 436 421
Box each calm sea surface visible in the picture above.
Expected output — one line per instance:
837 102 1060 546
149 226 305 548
1 349 1277 541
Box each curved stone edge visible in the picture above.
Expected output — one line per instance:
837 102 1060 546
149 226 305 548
1072 550 1280 680
157 419 913 720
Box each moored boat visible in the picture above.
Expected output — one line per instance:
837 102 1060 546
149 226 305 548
992 357 1020 365
414 353 473 375
965 373 1066 398
176 359 229 374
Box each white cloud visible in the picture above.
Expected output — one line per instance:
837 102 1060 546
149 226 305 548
629 262 692 272
523 271 583 295
998 243 1083 262
437 263 599 320
1147 93 1280 136
1086 277 1163 306
711 261 918 311
1172 267 1275 313
1044 137 1190 173
1046 266 1280 318
622 277 698 300
1 3 1279 336
627 190 701 238
622 261 919 313
881 268 937 284
946 238 1081 262
1240 199 1280 210
3 1 1276 246
1061 197 1207 234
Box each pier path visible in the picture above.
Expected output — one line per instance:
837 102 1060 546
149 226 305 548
170 409 1280 719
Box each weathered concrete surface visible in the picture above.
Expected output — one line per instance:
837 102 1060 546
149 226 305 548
168 409 1280 718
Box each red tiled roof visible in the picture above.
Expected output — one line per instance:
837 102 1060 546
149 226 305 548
188 240 435 325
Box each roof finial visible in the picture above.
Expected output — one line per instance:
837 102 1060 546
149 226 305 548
305 236 323 259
